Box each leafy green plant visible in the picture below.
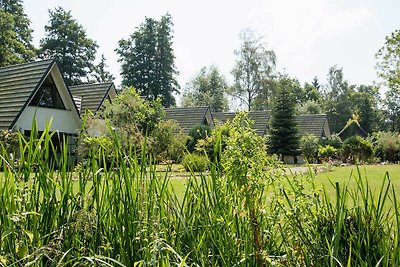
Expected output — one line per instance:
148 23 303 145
186 124 211 153
181 152 209 172
300 133 319 163
342 136 373 163
150 120 188 163
318 145 337 161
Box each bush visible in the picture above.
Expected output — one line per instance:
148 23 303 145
372 131 400 163
341 136 373 163
318 145 337 161
300 134 319 163
186 124 212 153
181 153 209 172
320 134 342 149
0 130 19 156
150 120 188 163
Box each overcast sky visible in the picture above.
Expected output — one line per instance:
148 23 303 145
24 0 399 94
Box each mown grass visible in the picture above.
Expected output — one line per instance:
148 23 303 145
1 127 400 266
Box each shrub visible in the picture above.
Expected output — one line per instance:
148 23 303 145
0 130 19 156
320 133 342 149
318 145 337 161
341 136 373 163
300 134 319 163
372 131 400 163
186 124 212 152
150 120 188 163
181 153 209 172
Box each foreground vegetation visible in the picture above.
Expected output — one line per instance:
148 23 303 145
1 123 400 266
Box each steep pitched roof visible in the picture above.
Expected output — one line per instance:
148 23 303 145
213 111 271 136
0 59 56 130
164 106 214 133
295 114 330 138
338 119 367 140
69 82 116 114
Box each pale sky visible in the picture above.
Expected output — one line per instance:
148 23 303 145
24 0 399 96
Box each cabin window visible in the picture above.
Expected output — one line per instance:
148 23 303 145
30 75 65 109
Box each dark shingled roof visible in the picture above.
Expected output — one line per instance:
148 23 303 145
0 59 55 130
164 106 213 133
214 111 329 138
295 114 329 137
213 111 271 136
69 82 114 113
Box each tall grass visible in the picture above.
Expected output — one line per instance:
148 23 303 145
1 125 400 266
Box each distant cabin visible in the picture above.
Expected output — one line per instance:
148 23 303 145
164 106 214 133
338 119 367 140
213 110 271 136
213 111 331 139
0 59 81 153
70 82 117 115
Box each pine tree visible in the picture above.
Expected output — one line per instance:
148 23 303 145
269 77 300 161
39 7 98 86
116 13 179 107
94 54 115 83
0 0 35 66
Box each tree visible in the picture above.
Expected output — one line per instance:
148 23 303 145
94 54 115 83
182 66 229 112
116 14 179 107
231 28 276 111
269 80 300 161
376 29 400 91
0 0 35 66
350 85 381 134
39 7 98 86
323 66 353 133
376 30 400 132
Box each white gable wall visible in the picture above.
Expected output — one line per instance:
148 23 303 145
14 63 81 134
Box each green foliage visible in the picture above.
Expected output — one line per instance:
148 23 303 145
231 28 276 111
182 66 229 112
372 131 400 163
269 79 300 160
150 120 188 163
342 136 373 163
102 87 164 134
0 0 35 66
181 153 209 172
39 7 98 86
93 54 115 83
0 130 19 156
318 145 337 160
351 85 381 134
323 65 353 133
300 134 319 162
116 13 178 107
376 29 400 91
2 123 400 266
186 124 212 153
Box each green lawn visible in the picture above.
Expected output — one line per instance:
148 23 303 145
161 164 400 201
315 164 400 197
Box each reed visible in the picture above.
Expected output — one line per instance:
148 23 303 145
0 125 399 266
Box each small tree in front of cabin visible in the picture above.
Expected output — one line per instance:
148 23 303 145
300 133 319 163
269 81 300 162
78 87 187 163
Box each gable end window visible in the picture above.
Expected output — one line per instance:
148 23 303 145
30 75 65 109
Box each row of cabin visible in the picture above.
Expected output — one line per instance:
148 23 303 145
0 59 366 163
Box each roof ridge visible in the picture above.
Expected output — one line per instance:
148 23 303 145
70 82 113 88
0 58 54 72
